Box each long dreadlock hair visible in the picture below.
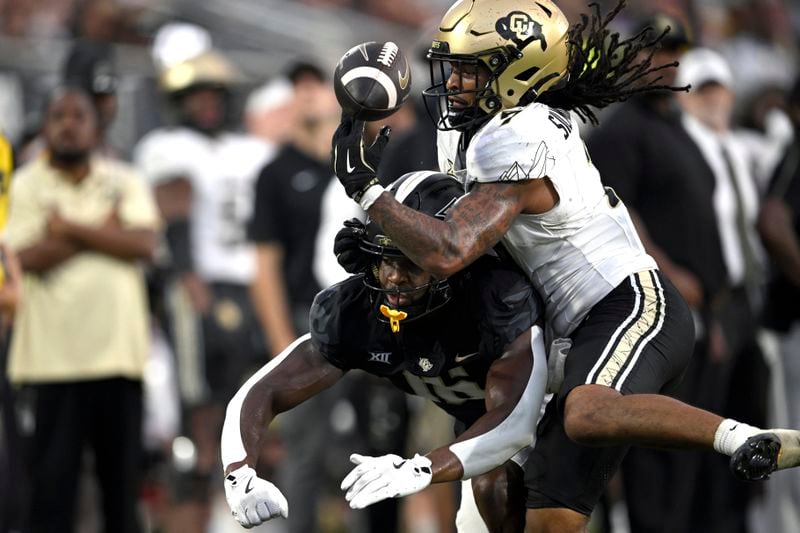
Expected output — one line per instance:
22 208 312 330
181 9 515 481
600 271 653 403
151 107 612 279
535 0 689 125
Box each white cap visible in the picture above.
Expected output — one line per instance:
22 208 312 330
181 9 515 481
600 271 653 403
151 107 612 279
151 23 212 72
676 48 734 90
245 77 294 115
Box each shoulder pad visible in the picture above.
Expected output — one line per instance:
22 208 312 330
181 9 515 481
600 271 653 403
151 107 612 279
309 276 365 353
459 256 541 355
467 104 575 183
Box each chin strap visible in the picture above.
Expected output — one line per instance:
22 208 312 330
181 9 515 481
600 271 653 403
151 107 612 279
380 304 408 333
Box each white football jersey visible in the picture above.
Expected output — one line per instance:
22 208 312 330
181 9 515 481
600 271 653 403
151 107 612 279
134 128 275 284
438 103 657 337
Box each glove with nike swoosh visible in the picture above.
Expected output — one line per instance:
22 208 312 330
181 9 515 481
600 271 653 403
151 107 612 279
224 464 288 528
340 452 432 509
332 114 390 210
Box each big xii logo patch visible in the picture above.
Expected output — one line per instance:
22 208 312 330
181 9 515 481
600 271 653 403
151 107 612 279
496 11 547 51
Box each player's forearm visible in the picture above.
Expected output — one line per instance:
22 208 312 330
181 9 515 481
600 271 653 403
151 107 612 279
426 448 464 482
425 401 529 483
368 194 482 278
434 401 533 482
222 382 277 475
221 344 298 473
441 326 548 480
221 337 345 473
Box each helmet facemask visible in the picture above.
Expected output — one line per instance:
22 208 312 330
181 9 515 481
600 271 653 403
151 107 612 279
423 47 508 132
360 233 452 332
358 170 464 332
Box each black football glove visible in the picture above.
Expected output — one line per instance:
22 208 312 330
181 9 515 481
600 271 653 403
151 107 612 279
332 114 391 206
334 218 371 274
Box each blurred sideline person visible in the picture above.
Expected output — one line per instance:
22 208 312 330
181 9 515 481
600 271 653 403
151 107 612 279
6 86 158 533
17 41 122 166
133 47 272 531
757 75 800 533
63 40 121 159
676 47 770 531
244 76 297 150
223 171 548 532
248 62 335 355
330 1 800 531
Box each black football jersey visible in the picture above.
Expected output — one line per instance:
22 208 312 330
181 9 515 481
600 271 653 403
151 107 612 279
310 255 541 428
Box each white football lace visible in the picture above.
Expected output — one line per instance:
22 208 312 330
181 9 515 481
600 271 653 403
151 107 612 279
377 42 399 67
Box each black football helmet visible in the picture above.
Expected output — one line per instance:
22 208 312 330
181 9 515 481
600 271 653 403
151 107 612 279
360 171 463 331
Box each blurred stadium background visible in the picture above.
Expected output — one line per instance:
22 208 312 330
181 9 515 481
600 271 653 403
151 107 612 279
1 1 799 533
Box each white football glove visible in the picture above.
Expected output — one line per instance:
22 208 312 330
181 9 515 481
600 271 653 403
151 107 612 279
224 464 288 528
340 453 432 509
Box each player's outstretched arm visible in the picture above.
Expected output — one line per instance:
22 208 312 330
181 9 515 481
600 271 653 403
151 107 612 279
341 325 548 509
221 335 344 527
331 114 554 279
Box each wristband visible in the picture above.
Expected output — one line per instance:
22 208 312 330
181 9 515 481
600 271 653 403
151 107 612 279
359 184 386 210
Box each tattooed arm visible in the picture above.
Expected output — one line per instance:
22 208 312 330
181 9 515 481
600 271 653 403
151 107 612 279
367 178 558 278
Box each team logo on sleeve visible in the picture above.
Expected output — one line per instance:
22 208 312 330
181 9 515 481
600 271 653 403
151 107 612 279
417 357 433 372
496 12 547 51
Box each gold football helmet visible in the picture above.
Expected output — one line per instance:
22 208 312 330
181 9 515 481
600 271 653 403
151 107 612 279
159 50 243 95
423 0 570 130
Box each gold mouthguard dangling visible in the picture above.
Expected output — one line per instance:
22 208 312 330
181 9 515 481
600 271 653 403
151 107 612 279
380 304 408 333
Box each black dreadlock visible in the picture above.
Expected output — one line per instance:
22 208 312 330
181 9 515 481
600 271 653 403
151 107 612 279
535 0 689 125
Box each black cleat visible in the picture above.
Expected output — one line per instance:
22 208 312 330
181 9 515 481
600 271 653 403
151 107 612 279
728 429 800 481
730 433 781 481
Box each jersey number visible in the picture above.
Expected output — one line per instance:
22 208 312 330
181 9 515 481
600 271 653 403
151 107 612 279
402 367 484 405
547 108 572 140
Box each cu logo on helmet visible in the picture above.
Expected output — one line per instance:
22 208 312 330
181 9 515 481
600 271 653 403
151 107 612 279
496 11 548 51
510 13 535 37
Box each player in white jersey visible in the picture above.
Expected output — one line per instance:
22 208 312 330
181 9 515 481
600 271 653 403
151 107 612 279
332 1 800 531
133 49 273 523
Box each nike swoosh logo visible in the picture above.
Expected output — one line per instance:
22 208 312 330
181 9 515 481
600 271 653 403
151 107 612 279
358 43 369 62
454 351 479 364
346 150 356 173
393 460 406 469
398 63 410 91
244 478 254 494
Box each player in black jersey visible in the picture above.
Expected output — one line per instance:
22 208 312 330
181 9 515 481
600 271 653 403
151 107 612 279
220 171 549 531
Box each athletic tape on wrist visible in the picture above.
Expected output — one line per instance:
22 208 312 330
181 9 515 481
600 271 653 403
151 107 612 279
359 184 385 210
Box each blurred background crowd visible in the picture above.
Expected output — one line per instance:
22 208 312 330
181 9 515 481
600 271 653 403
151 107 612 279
0 0 799 532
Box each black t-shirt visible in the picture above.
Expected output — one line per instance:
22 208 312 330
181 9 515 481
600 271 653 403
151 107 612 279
309 255 541 428
248 144 331 307
763 140 800 331
587 97 728 300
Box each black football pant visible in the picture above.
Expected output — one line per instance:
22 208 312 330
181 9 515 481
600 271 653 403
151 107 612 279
25 378 142 533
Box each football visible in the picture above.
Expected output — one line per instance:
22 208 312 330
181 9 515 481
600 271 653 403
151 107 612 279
333 41 411 121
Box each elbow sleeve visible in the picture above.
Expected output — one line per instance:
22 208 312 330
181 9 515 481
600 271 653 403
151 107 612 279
220 334 309 469
165 218 193 273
